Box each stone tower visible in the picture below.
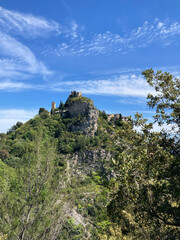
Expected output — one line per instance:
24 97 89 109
51 101 56 111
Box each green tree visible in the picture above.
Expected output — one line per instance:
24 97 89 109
108 69 180 239
7 121 23 135
39 108 49 119
142 69 180 128
0 135 64 240
59 100 65 110
101 111 108 120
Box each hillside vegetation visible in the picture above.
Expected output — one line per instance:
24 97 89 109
0 69 179 240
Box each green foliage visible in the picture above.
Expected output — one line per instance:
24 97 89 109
108 131 180 238
39 108 50 119
0 136 63 239
0 72 179 239
99 110 108 120
142 69 180 127
0 133 6 140
58 134 82 153
59 218 85 240
0 159 16 195
59 100 65 110
107 69 180 239
7 121 23 135
0 150 9 161
115 118 123 127
65 96 93 106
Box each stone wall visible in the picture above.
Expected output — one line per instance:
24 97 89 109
68 91 82 99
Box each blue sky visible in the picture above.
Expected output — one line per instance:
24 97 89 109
0 0 180 132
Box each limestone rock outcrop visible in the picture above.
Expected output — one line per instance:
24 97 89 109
61 91 99 135
69 149 113 177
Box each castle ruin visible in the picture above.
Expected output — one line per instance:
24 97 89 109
68 91 82 99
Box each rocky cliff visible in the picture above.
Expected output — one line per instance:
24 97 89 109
61 91 99 135
65 149 113 180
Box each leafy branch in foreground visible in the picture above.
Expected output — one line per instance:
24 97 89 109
107 69 180 240
142 69 180 128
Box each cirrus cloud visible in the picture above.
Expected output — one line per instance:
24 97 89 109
50 74 155 97
0 31 52 82
0 6 61 37
52 19 180 56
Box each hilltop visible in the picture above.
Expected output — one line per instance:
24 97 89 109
0 91 132 240
0 74 179 240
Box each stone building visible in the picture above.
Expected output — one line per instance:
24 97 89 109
68 91 82 99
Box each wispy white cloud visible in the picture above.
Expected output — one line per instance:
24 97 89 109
52 19 180 56
0 31 52 82
89 67 142 76
68 20 79 38
133 110 156 114
50 74 155 97
0 6 81 85
116 98 147 105
0 80 35 91
0 109 37 133
0 109 37 120
0 6 60 37
0 6 57 85
2 65 179 94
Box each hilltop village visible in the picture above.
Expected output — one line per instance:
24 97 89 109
50 91 129 122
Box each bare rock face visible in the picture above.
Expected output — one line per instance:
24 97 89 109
61 91 99 135
70 149 113 177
